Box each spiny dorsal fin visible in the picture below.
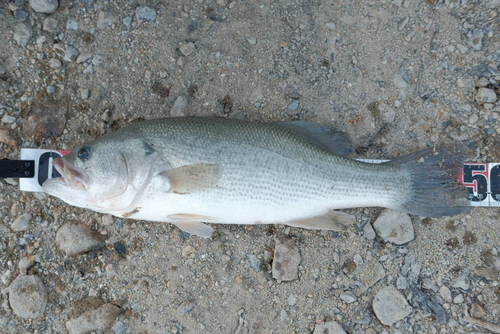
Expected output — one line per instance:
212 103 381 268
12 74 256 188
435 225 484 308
163 163 220 194
273 121 354 156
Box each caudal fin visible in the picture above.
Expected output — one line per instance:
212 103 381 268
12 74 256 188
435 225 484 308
387 144 471 217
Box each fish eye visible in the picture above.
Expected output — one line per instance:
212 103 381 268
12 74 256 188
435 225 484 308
77 146 91 161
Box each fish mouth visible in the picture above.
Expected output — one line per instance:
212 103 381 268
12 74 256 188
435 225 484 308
52 157 89 190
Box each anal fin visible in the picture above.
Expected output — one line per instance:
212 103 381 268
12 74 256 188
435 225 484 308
168 214 217 238
285 211 354 231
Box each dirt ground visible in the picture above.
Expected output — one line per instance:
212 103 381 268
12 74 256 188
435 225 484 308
1 0 500 333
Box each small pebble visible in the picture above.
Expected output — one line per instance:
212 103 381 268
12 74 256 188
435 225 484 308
179 42 195 56
247 254 261 272
13 23 32 47
136 6 157 21
287 100 299 111
123 16 132 28
56 222 106 256
66 303 122 334
178 299 196 313
97 11 119 29
470 303 484 319
49 58 62 68
9 275 47 319
247 37 257 45
114 242 127 255
396 276 408 290
80 88 90 99
453 294 464 304
171 95 189 117
46 85 56 94
2 114 16 124
372 286 412 326
43 17 59 32
272 237 300 282
313 321 347 334
11 213 31 232
373 209 414 245
340 291 357 304
29 0 58 13
439 286 452 303
76 53 92 64
63 46 80 62
112 321 128 334
66 17 79 31
475 88 497 105
287 294 297 306
451 276 470 291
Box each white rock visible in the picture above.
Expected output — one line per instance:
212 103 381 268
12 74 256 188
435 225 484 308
8 275 47 319
439 286 452 302
313 321 347 334
11 213 31 232
135 6 157 21
373 209 414 245
451 276 470 291
372 286 412 326
29 0 58 13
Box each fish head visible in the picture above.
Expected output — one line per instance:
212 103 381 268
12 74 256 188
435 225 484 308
43 131 159 213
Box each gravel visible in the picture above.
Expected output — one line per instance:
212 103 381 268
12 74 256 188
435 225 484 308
8 275 47 319
372 286 412 326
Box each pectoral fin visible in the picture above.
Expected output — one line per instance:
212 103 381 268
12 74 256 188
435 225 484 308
163 163 220 194
285 211 354 231
168 214 217 238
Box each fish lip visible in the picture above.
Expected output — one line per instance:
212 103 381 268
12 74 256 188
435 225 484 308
53 158 89 190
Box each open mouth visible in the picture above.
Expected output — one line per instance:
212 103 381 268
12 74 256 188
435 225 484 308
52 158 89 190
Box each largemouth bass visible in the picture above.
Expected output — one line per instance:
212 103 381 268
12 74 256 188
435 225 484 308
43 117 470 238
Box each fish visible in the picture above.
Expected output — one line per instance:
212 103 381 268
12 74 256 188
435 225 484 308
42 117 471 238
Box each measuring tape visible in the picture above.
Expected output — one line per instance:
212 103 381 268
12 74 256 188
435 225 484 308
1 149 494 207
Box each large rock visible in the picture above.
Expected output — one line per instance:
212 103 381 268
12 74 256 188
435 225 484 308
29 0 58 13
372 286 412 326
9 275 47 319
272 237 301 282
373 209 414 245
66 303 122 334
11 213 31 232
56 222 106 256
475 88 497 105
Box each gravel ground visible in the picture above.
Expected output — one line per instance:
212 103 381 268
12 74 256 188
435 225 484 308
1 0 500 333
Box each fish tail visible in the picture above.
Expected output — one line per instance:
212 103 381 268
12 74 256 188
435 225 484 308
387 144 471 217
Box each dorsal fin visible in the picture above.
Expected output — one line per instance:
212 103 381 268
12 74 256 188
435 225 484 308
273 121 354 156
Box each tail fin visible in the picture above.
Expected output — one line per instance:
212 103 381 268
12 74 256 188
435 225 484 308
387 144 471 217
